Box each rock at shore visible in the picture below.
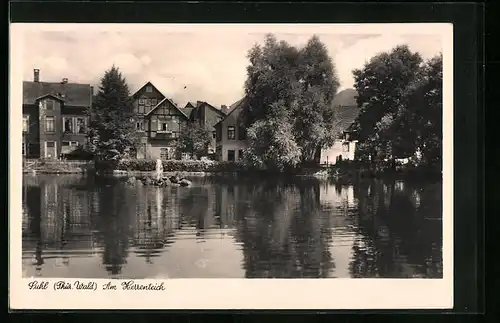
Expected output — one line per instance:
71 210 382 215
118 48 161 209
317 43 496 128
179 178 192 187
126 176 137 185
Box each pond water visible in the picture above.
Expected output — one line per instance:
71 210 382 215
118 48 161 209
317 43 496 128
21 174 443 279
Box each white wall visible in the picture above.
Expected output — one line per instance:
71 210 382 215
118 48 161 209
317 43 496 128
320 140 357 164
218 142 247 161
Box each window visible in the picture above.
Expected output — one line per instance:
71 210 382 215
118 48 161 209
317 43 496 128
22 141 26 156
342 142 350 152
158 122 168 132
136 120 144 131
227 150 235 161
212 131 216 139
138 105 145 114
146 85 153 92
151 99 157 105
45 116 55 132
146 99 152 106
62 141 78 147
45 99 54 110
23 115 29 133
139 99 145 105
63 117 73 133
227 126 236 140
46 141 55 148
62 117 86 134
238 149 243 160
160 148 169 160
75 117 86 134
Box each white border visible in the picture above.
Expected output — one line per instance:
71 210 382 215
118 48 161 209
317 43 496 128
9 23 453 310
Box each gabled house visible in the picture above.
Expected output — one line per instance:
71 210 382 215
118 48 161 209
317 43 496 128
214 97 248 162
130 81 166 158
187 101 227 155
22 69 93 159
319 89 360 165
144 96 189 159
129 81 190 160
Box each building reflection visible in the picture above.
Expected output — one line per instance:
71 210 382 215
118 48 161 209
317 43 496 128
22 174 442 279
131 186 179 264
22 176 96 276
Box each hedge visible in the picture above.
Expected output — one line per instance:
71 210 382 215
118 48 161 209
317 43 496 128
95 159 248 173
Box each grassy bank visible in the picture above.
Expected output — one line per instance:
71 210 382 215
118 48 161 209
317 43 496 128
22 158 442 182
22 159 94 174
327 160 442 181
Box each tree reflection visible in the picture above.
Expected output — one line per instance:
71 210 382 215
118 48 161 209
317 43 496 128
350 179 443 278
96 181 132 276
234 179 335 278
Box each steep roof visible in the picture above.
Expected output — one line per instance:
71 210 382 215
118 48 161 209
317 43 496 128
214 96 247 127
333 105 360 133
199 101 227 116
332 88 358 107
181 106 195 118
130 81 166 99
146 97 188 119
331 89 360 133
23 81 92 107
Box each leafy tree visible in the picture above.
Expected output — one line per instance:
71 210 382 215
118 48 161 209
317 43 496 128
175 122 212 159
293 35 340 161
242 34 301 128
244 102 301 171
242 34 340 165
405 54 443 168
88 66 137 161
351 45 423 162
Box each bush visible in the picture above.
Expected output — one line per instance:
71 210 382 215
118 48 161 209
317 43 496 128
96 159 248 173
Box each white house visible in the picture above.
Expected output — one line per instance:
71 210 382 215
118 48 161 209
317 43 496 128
320 101 360 165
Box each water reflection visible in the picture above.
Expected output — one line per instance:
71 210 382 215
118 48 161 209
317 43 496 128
21 175 442 279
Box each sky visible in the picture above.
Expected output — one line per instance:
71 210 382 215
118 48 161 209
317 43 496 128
20 24 443 108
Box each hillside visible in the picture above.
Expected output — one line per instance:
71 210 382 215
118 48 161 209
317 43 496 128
333 88 358 107
332 89 359 133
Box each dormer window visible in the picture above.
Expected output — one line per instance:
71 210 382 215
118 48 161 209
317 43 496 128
45 99 54 110
146 85 153 93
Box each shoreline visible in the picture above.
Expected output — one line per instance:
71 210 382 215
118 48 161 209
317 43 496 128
22 169 442 183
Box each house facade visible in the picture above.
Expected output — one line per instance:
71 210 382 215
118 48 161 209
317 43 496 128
22 69 93 159
130 82 191 160
319 131 358 165
319 103 360 165
214 97 248 162
188 101 227 156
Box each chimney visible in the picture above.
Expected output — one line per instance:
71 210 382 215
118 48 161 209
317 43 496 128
34 69 40 82
90 86 94 105
62 78 68 84
221 105 229 114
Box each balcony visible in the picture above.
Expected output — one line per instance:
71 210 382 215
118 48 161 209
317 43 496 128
149 131 179 141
